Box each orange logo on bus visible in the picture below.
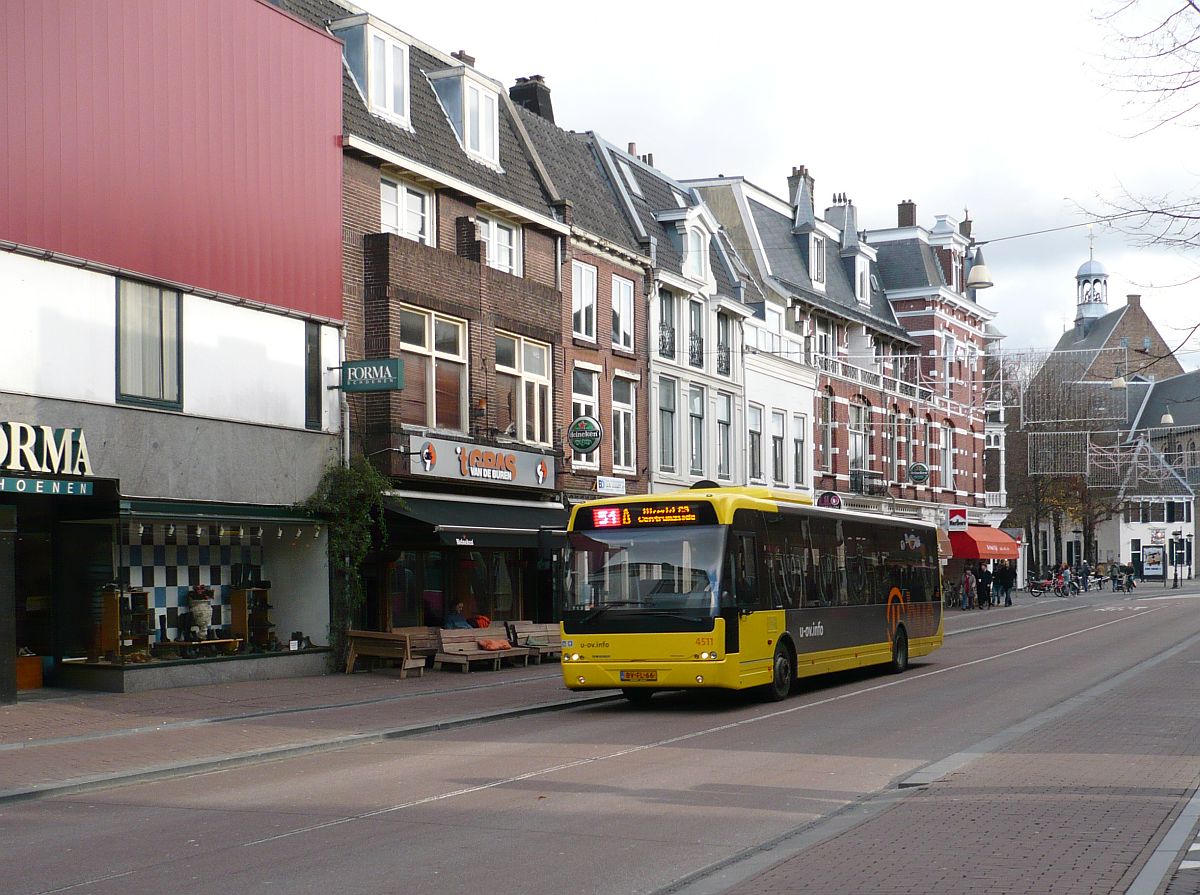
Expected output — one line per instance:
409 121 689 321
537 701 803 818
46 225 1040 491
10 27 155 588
886 586 905 639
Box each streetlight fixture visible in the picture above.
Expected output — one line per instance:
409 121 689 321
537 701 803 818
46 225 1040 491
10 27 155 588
1173 529 1182 589
1161 406 1175 426
1188 533 1194 581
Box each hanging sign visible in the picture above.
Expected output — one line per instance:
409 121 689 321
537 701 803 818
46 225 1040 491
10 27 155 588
907 462 930 485
816 491 842 509
567 416 604 454
947 506 968 532
340 358 403 392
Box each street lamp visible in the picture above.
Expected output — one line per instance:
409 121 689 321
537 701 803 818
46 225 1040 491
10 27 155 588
1189 534 1194 581
1172 529 1182 589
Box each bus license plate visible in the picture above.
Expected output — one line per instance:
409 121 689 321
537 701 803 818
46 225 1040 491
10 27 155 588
620 670 657 682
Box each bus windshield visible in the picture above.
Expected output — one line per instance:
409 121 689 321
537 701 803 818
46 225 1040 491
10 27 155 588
564 527 727 620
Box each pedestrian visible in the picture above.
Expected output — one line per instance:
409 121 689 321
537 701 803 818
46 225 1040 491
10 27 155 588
1109 563 1120 592
1003 561 1015 606
961 565 976 611
977 564 993 609
1081 560 1091 592
1062 563 1073 595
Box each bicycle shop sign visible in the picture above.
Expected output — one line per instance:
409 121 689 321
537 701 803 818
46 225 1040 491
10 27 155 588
0 420 96 495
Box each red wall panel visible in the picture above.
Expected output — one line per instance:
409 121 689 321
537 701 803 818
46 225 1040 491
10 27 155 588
0 0 343 320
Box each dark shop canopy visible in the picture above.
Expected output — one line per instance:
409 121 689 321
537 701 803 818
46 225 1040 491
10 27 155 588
382 493 567 550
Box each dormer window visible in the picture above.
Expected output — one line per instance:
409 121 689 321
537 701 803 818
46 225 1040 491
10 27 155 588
685 228 706 279
810 235 826 287
334 19 411 129
855 259 868 304
431 70 500 166
618 159 643 198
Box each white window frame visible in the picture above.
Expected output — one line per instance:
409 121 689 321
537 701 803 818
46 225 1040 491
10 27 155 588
611 274 634 351
793 413 807 487
689 384 706 476
685 228 706 279
688 299 704 369
717 392 733 481
572 261 597 341
479 215 521 275
849 400 869 472
771 410 786 484
397 305 468 431
941 421 954 487
612 378 636 473
465 80 499 165
659 377 677 473
368 28 410 127
811 234 826 287
571 367 599 468
748 403 764 481
496 331 552 446
380 178 433 245
820 390 834 470
117 279 181 408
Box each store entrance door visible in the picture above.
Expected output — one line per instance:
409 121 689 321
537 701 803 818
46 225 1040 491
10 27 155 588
1 505 16 704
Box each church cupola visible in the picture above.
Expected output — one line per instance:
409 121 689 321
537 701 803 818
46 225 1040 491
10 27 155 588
1074 241 1108 329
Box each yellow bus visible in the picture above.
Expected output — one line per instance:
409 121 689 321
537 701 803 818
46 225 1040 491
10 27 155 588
560 484 943 703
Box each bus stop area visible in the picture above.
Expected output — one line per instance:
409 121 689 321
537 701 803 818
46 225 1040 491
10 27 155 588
0 594 1090 805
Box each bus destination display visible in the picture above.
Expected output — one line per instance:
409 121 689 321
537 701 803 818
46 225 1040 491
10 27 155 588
586 501 717 529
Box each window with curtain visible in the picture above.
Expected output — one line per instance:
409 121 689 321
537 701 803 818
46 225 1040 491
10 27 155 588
659 377 677 472
612 378 635 472
117 279 181 407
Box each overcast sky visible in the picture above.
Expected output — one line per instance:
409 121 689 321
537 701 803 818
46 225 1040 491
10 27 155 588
357 0 1200 369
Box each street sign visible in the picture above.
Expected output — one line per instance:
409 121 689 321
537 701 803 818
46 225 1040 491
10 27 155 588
567 415 603 454
340 358 403 392
947 506 968 532
907 462 930 485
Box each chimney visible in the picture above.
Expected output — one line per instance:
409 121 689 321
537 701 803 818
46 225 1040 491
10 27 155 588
898 199 917 228
628 142 637 156
787 165 815 211
509 75 555 123
1127 294 1142 308
959 213 973 240
451 50 475 67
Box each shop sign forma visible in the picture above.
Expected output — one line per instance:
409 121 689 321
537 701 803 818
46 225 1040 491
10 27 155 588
0 421 94 477
340 358 404 392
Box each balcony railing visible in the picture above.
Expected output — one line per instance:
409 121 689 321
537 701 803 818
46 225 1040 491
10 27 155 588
984 491 1008 507
716 343 731 376
658 325 676 360
818 355 932 402
689 333 704 368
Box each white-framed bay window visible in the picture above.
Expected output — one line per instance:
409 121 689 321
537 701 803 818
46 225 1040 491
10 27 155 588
496 332 551 445
571 366 598 467
381 178 432 244
793 413 807 486
612 274 634 351
612 377 635 473
572 260 597 341
398 305 467 430
771 410 786 483
479 215 520 275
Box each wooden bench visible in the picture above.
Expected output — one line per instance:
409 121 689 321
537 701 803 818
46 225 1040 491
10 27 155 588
434 627 535 672
506 621 562 663
344 628 436 678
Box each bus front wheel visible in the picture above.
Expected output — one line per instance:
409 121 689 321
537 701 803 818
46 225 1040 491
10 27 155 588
890 629 909 674
765 643 794 701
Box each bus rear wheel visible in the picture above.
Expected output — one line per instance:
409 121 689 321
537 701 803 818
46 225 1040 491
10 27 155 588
764 642 794 701
890 629 909 674
622 688 654 706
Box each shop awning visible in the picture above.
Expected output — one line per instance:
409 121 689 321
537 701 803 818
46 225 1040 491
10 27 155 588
936 527 953 560
949 525 1020 560
383 493 567 549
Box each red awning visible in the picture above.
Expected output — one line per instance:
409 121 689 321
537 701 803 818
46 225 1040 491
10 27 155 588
949 525 1020 560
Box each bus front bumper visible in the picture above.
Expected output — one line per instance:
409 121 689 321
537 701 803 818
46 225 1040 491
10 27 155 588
561 658 742 691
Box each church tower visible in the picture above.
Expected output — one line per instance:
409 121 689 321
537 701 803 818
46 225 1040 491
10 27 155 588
1074 234 1108 330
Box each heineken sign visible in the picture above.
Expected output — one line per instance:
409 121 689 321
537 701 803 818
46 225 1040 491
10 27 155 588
907 462 930 485
567 415 603 454
341 358 403 392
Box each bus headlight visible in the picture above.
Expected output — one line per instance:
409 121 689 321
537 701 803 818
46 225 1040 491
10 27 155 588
577 676 586 685
695 675 704 684
699 652 719 661
570 653 581 662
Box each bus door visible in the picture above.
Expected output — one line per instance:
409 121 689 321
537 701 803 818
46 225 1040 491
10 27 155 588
725 524 773 663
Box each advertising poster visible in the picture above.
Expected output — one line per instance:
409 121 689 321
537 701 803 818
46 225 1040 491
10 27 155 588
1142 545 1165 578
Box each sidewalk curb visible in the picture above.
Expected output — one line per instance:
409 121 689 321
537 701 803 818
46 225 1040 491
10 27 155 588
0 691 619 806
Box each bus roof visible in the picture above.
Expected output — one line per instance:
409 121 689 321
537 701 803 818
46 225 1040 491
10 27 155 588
568 485 939 530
